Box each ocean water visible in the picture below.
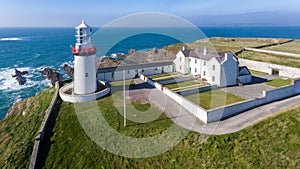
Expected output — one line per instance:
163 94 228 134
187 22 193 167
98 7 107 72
1 26 300 119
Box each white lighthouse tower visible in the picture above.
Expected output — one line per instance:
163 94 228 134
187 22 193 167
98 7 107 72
72 20 97 95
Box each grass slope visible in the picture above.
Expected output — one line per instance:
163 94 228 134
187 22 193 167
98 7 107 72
44 91 300 168
0 88 54 168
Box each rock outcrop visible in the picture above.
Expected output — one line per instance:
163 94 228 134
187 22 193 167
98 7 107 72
62 64 74 77
40 67 62 86
12 69 28 85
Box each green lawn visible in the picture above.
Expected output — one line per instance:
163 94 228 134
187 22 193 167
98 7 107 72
265 40 300 54
264 78 293 87
0 88 54 168
164 80 203 89
43 92 300 168
241 51 300 68
148 73 177 80
185 89 245 110
249 69 267 75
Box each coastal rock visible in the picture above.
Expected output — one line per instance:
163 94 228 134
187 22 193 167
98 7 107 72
12 69 28 85
62 64 74 77
40 67 62 86
128 49 136 55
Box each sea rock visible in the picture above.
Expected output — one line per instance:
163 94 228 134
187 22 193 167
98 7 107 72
40 67 62 86
62 64 74 77
12 69 28 85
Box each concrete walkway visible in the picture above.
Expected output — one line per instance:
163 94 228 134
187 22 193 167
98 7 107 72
129 79 300 135
245 47 300 58
178 95 300 135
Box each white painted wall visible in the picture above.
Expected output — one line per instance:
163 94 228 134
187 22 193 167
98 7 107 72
60 83 111 103
189 58 202 76
74 55 97 94
206 57 221 86
239 58 300 78
221 54 238 87
174 51 189 74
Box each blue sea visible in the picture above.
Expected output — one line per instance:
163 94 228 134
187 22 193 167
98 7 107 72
1 26 300 119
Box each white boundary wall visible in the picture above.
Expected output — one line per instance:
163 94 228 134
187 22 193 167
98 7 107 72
207 79 300 123
239 58 300 78
139 74 208 123
59 82 111 103
141 73 300 124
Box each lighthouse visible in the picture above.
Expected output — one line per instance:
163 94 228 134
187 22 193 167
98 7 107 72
72 20 97 95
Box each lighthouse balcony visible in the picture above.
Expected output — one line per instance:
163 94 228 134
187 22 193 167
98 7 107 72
72 46 97 56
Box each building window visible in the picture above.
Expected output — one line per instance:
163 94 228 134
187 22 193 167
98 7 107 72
142 69 144 72
212 76 215 81
180 66 182 70
203 61 206 66
195 68 197 73
195 59 197 64
189 58 191 62
85 73 88 77
127 70 130 74
203 71 206 76
180 57 182 62
213 65 215 70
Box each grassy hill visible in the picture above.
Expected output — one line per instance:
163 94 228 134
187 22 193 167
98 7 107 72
0 88 54 168
42 83 300 168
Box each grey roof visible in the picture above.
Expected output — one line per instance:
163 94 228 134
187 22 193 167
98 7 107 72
182 50 190 57
238 66 251 76
189 50 227 63
97 61 173 73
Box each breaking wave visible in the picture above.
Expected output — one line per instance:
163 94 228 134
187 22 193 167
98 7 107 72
0 37 28 41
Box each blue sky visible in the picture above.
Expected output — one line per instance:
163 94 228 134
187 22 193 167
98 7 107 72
1 0 300 27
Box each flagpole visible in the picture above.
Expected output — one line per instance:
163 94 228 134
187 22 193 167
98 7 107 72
123 70 126 127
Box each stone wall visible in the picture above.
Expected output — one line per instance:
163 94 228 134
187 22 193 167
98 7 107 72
29 81 61 169
239 58 300 78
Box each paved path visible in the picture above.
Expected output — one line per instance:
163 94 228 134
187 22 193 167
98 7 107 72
245 47 300 58
221 83 274 99
128 79 300 135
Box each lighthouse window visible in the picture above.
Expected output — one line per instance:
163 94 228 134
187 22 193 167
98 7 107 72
85 73 88 77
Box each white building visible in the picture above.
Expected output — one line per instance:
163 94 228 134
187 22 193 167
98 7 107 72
174 47 251 87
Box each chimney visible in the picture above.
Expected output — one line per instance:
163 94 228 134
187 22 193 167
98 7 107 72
203 46 208 55
182 46 188 51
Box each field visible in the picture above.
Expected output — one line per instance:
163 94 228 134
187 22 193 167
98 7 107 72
185 89 245 110
0 82 300 168
265 40 300 54
0 88 54 168
42 90 300 168
241 51 300 68
264 78 293 88
162 37 290 54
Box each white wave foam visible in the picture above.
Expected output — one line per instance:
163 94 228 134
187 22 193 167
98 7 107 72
0 37 26 41
0 67 51 92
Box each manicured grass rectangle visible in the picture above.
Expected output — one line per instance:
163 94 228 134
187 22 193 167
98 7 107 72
148 73 177 79
185 89 245 110
164 80 202 89
249 69 267 75
264 78 292 87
